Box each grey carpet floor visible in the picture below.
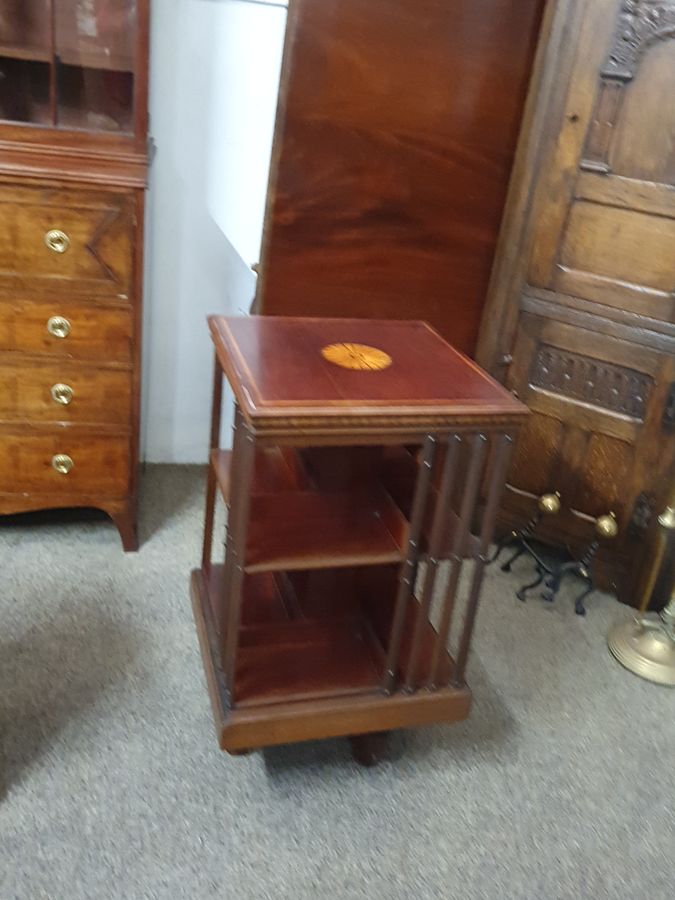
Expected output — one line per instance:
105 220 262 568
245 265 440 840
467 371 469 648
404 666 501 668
1 465 673 900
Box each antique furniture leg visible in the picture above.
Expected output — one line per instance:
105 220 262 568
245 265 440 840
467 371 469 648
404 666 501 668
574 583 594 618
516 564 546 603
490 492 561 565
541 513 618 615
108 499 139 553
500 544 526 572
349 732 390 768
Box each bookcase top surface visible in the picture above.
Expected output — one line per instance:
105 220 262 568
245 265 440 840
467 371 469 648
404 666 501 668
209 315 526 436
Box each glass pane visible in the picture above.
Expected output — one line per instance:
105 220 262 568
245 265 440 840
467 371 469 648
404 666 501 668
0 1 52 125
55 1 136 133
0 56 51 124
0 1 51 59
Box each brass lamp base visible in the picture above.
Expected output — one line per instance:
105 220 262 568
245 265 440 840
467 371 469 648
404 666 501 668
608 612 675 686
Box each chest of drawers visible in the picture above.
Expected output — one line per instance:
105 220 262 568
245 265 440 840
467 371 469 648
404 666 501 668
0 180 143 549
0 1 149 550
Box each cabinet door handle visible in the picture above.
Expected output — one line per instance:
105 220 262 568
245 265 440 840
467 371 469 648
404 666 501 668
45 229 70 254
47 316 71 339
52 454 74 475
51 383 74 406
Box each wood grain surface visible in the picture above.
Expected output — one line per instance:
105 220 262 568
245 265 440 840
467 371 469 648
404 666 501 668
256 0 545 354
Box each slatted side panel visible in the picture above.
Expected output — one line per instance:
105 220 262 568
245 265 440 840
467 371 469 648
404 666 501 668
383 430 515 693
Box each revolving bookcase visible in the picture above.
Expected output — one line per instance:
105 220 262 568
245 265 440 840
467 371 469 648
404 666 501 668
191 316 527 761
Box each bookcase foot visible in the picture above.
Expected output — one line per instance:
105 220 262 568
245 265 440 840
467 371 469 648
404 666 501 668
349 732 390 767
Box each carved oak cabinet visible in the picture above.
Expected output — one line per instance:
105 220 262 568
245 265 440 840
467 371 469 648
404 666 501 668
0 1 150 550
477 0 675 605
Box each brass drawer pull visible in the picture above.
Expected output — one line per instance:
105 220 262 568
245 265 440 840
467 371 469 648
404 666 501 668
47 316 71 339
51 383 74 406
52 454 74 475
45 229 70 254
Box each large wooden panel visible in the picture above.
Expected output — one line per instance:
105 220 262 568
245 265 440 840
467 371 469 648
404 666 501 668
559 202 675 293
610 37 675 183
256 0 545 355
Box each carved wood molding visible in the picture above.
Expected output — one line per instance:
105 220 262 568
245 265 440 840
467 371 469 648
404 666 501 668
602 0 675 81
530 343 653 419
582 1 675 172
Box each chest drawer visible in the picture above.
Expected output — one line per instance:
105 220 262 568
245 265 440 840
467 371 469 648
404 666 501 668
0 298 133 362
0 360 131 426
0 183 134 295
0 432 130 495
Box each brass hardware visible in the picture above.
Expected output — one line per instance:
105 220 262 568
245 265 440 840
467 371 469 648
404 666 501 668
50 383 74 406
658 505 675 530
609 498 675 682
628 492 654 537
47 316 71 339
52 454 74 475
595 511 619 540
608 608 675 686
45 229 70 254
321 343 393 371
538 492 561 516
637 505 675 613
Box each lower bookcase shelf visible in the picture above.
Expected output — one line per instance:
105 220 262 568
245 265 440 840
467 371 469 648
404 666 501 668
191 562 468 749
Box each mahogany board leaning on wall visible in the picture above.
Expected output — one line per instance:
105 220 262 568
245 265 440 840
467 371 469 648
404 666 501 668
255 0 546 355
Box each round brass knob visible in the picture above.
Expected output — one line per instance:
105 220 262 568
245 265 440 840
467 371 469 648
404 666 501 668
47 316 71 339
657 506 675 530
50 383 74 406
52 454 74 475
45 229 70 254
596 512 619 540
538 492 561 515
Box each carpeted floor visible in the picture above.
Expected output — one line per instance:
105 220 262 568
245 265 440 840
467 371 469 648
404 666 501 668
1 465 673 900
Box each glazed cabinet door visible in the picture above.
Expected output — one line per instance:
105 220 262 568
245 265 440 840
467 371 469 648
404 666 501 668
478 0 675 600
0 1 144 134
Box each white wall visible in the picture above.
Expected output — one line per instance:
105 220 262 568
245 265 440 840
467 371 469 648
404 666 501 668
142 0 287 462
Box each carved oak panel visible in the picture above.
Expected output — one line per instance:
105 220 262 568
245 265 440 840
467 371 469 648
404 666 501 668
530 344 653 419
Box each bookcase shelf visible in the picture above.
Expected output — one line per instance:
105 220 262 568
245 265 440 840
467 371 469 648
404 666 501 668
192 315 526 761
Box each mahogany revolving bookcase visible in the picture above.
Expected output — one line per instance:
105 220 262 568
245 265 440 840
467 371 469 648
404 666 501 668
191 316 527 762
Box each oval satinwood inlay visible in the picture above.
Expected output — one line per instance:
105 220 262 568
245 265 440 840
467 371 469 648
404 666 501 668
321 343 393 371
